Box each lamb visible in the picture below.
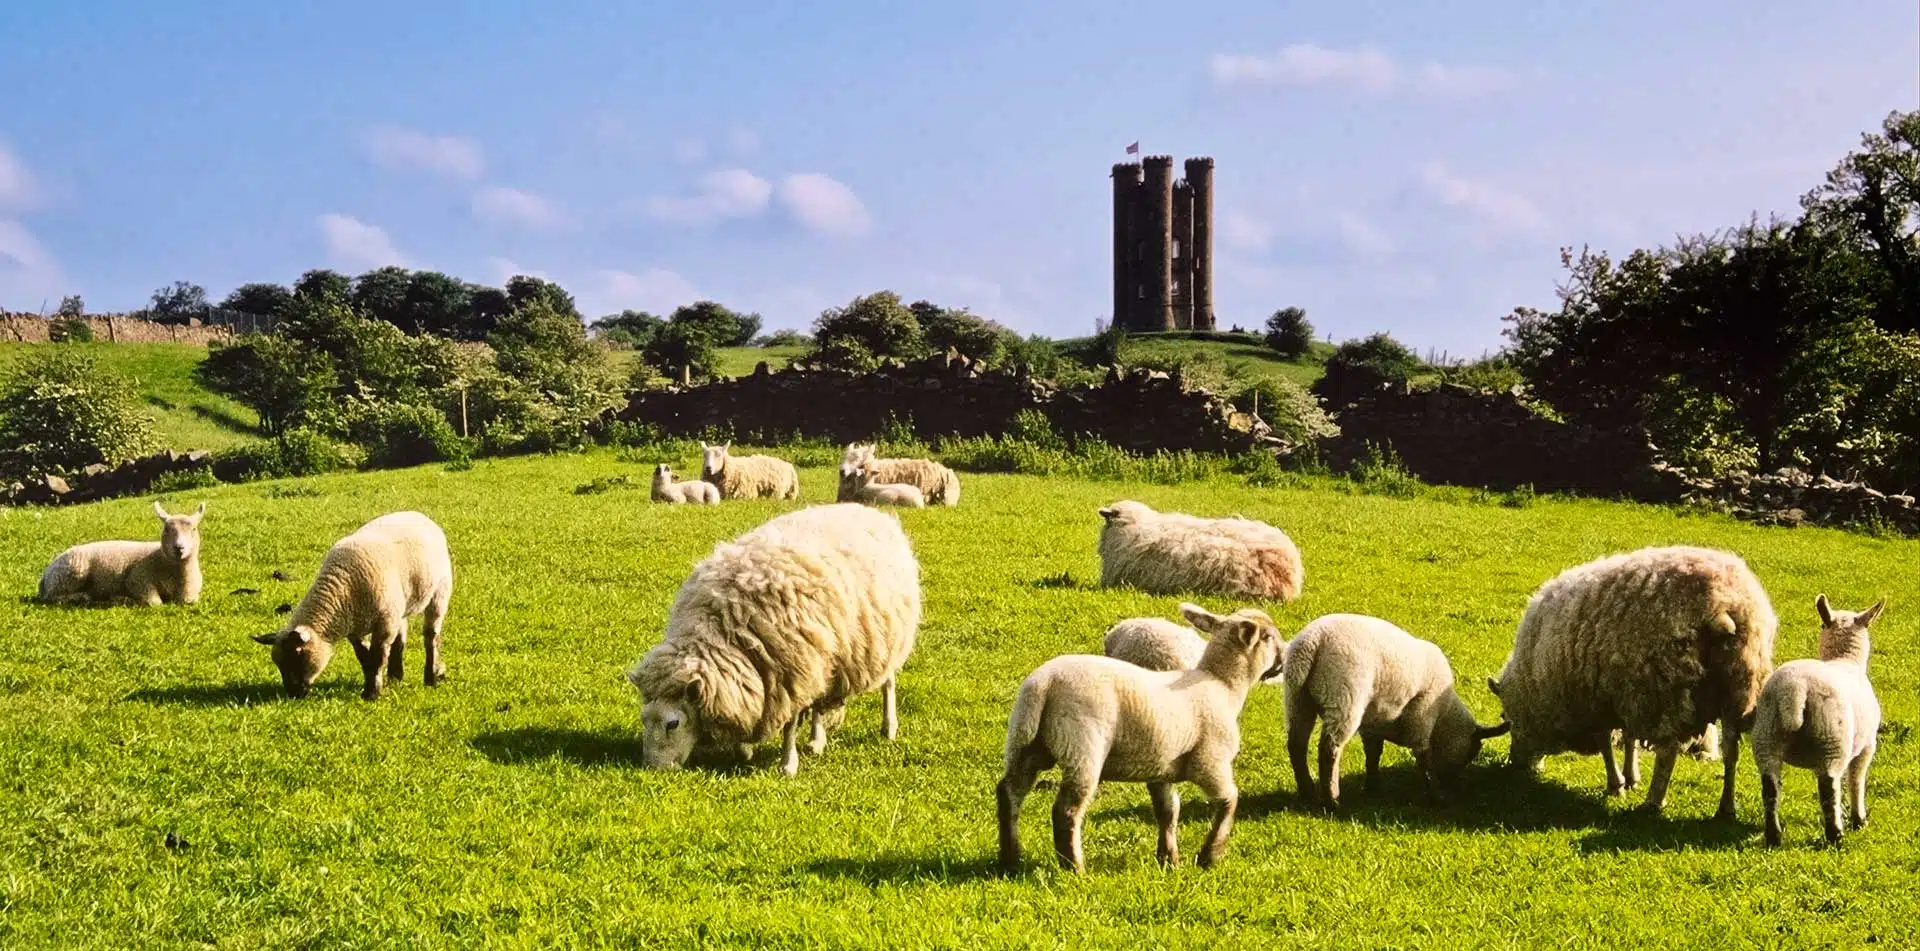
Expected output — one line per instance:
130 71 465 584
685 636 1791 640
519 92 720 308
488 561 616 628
1489 544 1777 818
1101 616 1207 671
250 511 453 701
626 502 921 776
1096 500 1303 602
837 443 960 506
37 502 207 606
1751 595 1885 846
845 462 926 508
1282 613 1509 807
700 442 800 500
996 602 1286 874
651 463 720 504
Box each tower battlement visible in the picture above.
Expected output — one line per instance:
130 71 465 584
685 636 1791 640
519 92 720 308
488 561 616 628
1111 154 1214 333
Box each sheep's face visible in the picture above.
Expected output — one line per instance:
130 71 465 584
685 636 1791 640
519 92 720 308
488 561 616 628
1815 594 1885 663
699 443 730 479
1425 698 1510 789
1096 500 1151 526
154 501 206 563
1180 602 1285 682
640 698 697 769
251 627 331 698
654 463 673 482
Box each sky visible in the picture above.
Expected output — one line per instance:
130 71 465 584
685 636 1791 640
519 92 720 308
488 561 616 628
0 1 1914 355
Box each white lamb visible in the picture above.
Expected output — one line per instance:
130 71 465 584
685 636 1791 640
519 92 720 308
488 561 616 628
846 463 925 508
1489 545 1777 818
1101 616 1207 671
1282 613 1509 807
700 442 801 500
996 602 1286 874
1751 595 1885 847
251 511 454 701
626 502 921 776
1096 500 1303 602
652 463 720 504
837 443 960 506
38 501 207 606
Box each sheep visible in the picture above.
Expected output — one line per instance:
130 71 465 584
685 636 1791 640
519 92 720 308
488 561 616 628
1095 500 1303 602
845 462 926 508
37 501 207 606
837 443 960 506
1489 544 1777 818
1752 595 1885 846
700 442 800 500
1282 613 1509 807
996 601 1286 874
651 463 720 504
1102 616 1207 671
625 502 921 776
250 511 453 701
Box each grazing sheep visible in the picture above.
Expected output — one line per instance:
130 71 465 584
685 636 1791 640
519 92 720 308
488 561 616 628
251 511 453 701
1489 545 1777 818
626 502 921 776
700 442 800 500
1283 613 1508 807
1752 595 1885 846
1096 500 1303 602
837 443 960 506
1102 616 1207 671
996 602 1286 874
845 463 926 508
38 502 207 606
651 463 720 504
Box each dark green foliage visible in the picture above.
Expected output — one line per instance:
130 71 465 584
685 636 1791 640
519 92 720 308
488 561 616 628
219 282 294 319
197 334 340 435
1312 332 1421 407
667 301 757 348
756 329 809 348
808 291 927 371
1232 377 1340 445
1263 307 1314 358
642 320 720 385
147 281 210 325
55 295 84 318
49 316 92 343
214 427 365 482
292 269 351 304
338 398 470 468
0 349 162 480
590 310 665 349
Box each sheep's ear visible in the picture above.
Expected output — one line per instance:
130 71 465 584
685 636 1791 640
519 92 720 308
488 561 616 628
1861 597 1887 626
194 502 206 515
1178 601 1224 634
1486 676 1501 696
1097 506 1118 521
685 679 702 706
1474 720 1512 740
251 632 279 646
292 628 312 644
1816 594 1833 625
153 501 170 519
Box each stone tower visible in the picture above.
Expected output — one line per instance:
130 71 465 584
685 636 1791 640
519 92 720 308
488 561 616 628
1110 154 1215 332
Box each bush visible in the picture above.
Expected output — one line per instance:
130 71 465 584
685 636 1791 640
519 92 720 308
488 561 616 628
49 316 93 343
337 399 469 469
808 291 927 371
0 349 162 481
148 468 221 494
756 329 810 348
1313 332 1423 408
1263 307 1314 358
1348 442 1422 498
1232 378 1341 445
214 427 366 482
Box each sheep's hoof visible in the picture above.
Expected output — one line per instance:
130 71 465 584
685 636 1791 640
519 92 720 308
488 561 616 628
1824 829 1844 848
1851 815 1869 831
780 757 799 778
1196 850 1223 870
806 737 827 756
1605 784 1624 797
1714 803 1737 822
1763 827 1782 847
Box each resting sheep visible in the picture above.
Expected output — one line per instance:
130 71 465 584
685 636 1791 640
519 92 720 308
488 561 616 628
626 502 921 776
1096 500 1303 602
845 463 925 508
1489 545 1777 817
996 602 1286 874
38 502 206 606
1283 613 1508 807
1752 595 1885 846
251 511 454 701
652 463 720 504
699 442 800 500
1102 616 1207 671
837 443 960 506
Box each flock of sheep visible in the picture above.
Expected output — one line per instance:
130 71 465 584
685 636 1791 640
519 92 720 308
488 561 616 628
32 442 1890 875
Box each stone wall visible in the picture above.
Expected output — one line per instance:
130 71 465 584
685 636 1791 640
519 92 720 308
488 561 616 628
617 351 1271 454
3 450 215 506
1657 464 1920 534
0 312 233 346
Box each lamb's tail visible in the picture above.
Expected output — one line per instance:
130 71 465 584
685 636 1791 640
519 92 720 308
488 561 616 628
1281 629 1320 694
1002 673 1051 768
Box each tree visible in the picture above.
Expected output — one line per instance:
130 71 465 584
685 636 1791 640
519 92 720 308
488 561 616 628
196 333 339 435
402 271 474 337
910 300 1010 364
56 295 84 318
808 291 926 371
220 282 294 320
1801 108 1920 333
504 275 580 321
1263 307 1314 358
590 310 665 349
667 300 756 347
147 281 210 325
293 269 352 304
1312 332 1422 408
642 320 719 384
0 350 161 479
350 266 413 328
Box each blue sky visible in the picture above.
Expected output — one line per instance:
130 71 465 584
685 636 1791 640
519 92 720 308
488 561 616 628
0 1 1913 354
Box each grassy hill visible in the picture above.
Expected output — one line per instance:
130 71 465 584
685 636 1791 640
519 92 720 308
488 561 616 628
1 451 1913 947
0 342 261 451
1055 331 1334 390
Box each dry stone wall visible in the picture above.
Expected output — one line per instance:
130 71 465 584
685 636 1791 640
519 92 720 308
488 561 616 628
0 312 233 346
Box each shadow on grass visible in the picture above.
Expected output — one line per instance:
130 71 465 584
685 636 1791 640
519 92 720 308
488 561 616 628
1028 572 1099 592
1574 810 1755 854
122 679 302 707
190 402 259 436
802 854 1006 886
471 727 647 768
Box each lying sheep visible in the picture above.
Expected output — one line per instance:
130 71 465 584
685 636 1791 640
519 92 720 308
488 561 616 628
38 501 207 606
1752 595 1885 846
652 463 720 504
1096 500 1303 602
837 443 960 506
1102 616 1207 671
1283 613 1508 807
845 463 925 508
251 511 454 701
626 502 921 776
700 442 800 500
1490 545 1777 818
996 602 1286 874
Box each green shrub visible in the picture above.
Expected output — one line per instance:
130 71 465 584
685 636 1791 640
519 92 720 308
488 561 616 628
148 468 220 494
214 427 365 482
340 399 470 469
49 316 93 343
1349 442 1422 498
1233 378 1340 445
1263 307 1314 358
0 349 162 481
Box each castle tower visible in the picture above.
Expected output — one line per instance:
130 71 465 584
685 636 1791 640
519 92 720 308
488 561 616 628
1184 157 1215 331
1110 162 1143 332
1141 155 1176 332
1172 179 1194 329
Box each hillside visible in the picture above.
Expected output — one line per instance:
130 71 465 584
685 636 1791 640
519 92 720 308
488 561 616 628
0 342 262 451
1055 331 1334 389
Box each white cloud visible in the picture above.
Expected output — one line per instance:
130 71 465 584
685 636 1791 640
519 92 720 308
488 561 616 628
1211 44 1512 99
318 213 411 270
1334 212 1395 258
0 145 36 209
1220 209 1277 253
360 126 485 180
0 219 64 306
1418 163 1548 235
725 126 760 155
584 267 701 316
672 138 707 165
647 168 773 225
777 173 873 237
471 186 567 231
485 256 549 286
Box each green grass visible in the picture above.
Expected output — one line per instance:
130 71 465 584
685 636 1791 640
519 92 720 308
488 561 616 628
1057 332 1334 390
0 342 261 451
2 452 1916 948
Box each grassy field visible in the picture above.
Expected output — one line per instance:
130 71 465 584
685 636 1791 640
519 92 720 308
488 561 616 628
2 451 1915 948
0 342 262 451
1057 332 1333 390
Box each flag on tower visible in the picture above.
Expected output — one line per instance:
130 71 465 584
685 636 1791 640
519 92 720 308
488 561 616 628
1124 141 1139 155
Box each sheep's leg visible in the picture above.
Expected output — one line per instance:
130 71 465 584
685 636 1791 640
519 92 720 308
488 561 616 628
386 629 406 683
1601 734 1624 796
1639 744 1679 813
996 746 1051 875
422 585 450 686
1619 732 1640 790
1363 735 1385 792
1192 766 1238 870
1286 691 1317 803
1819 772 1844 846
1050 777 1098 874
349 637 382 700
882 675 899 741
807 710 829 756
1847 745 1874 831
1714 715 1741 821
780 718 802 777
1317 707 1363 810
362 621 401 701
1760 766 1784 846
736 743 755 764
1148 781 1181 868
